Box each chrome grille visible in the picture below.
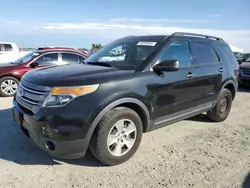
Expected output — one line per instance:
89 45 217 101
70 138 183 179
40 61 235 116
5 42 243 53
21 79 51 92
242 69 250 76
16 80 52 111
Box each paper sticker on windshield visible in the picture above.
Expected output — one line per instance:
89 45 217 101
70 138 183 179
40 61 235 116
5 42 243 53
32 53 40 56
137 42 157 46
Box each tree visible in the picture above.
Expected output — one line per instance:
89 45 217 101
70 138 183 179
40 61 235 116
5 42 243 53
91 43 103 51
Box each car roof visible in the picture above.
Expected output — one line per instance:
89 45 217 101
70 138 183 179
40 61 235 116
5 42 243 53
119 34 226 44
0 42 16 45
35 49 87 55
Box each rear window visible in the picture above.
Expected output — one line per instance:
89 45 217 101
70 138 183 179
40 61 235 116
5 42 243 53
3 44 13 51
220 45 238 64
193 42 220 64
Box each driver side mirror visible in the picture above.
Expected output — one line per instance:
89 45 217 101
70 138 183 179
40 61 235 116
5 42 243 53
153 59 180 72
30 62 39 68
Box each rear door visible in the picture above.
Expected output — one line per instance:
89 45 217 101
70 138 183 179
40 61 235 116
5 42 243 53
190 41 225 107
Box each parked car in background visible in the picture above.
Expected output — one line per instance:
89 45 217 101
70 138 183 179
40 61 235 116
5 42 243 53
0 42 30 64
12 32 238 165
0 47 87 97
238 53 250 86
237 53 250 64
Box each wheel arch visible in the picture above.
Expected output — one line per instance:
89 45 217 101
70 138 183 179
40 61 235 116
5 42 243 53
0 74 21 81
221 80 237 100
86 98 151 140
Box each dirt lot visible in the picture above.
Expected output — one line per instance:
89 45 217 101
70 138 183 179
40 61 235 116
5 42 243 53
0 89 250 188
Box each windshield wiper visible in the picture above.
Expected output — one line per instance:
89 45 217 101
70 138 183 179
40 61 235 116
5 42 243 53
87 62 114 68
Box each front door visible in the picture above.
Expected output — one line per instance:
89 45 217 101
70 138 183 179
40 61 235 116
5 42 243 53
151 40 199 122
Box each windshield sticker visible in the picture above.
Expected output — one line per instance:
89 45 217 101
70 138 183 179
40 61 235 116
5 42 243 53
32 53 40 56
137 42 157 46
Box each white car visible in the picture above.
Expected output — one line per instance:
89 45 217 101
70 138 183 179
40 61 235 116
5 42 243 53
0 42 30 64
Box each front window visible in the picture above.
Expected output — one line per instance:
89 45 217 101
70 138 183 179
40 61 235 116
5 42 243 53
84 39 161 70
160 41 192 67
36 53 59 66
11 51 41 64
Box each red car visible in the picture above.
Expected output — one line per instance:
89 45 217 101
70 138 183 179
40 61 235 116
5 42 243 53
0 48 87 97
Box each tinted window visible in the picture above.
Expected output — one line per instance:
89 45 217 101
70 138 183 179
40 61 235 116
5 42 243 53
193 42 219 64
36 53 58 66
160 41 191 67
220 44 240 64
61 53 79 64
4 44 13 51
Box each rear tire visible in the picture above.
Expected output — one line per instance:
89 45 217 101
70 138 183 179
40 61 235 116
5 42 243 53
89 107 143 166
0 76 19 97
207 88 232 122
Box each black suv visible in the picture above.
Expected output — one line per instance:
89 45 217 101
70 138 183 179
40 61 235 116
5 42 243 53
12 32 239 166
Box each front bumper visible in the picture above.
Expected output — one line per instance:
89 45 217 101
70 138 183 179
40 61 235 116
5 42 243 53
12 99 90 159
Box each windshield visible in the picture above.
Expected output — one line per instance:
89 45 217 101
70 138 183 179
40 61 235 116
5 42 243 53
84 39 161 70
12 51 41 64
242 53 250 62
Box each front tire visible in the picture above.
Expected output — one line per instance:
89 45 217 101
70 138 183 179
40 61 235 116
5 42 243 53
89 107 143 166
207 88 232 122
0 76 19 97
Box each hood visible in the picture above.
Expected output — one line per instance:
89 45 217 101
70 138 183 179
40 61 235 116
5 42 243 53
240 62 250 70
22 64 135 86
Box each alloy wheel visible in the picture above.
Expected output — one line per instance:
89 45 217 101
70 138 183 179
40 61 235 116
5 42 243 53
0 80 18 95
107 119 137 157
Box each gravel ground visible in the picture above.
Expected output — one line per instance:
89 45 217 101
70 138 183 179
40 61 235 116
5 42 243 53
0 89 250 188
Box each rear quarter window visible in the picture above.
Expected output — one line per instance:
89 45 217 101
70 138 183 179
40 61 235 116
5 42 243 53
219 44 238 65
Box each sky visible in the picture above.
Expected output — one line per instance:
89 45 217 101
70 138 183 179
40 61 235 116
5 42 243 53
0 0 250 51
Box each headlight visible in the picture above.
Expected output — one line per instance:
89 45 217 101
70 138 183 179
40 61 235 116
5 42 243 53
43 84 99 107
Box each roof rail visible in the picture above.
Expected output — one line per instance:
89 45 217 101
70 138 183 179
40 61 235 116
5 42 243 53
171 32 224 41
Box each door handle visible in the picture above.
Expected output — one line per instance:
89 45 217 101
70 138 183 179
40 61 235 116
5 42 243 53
186 72 195 78
219 67 224 72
